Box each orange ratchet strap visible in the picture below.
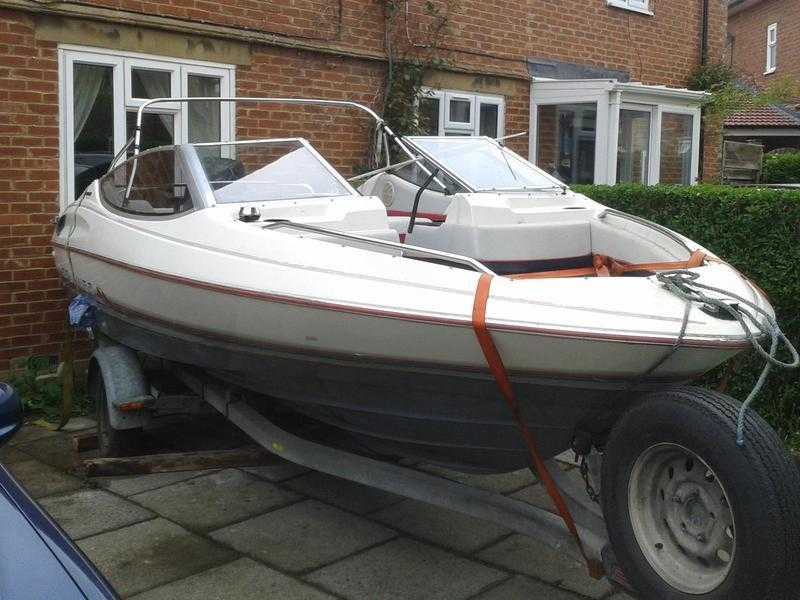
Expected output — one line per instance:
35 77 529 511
472 273 604 579
510 249 706 281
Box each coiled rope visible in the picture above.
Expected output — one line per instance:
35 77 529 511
655 270 799 446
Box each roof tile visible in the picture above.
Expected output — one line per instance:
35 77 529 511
724 105 800 128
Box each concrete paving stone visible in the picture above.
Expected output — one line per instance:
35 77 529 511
14 432 76 471
4 458 85 498
39 489 155 540
130 557 335 600
608 593 637 600
0 446 31 466
306 537 506 600
6 424 59 447
371 498 510 553
478 534 612 599
211 499 396 573
131 468 300 532
285 470 402 514
415 464 536 494
555 451 581 468
77 518 237 598
60 416 98 432
96 470 215 497
241 459 308 482
474 575 585 600
509 483 557 514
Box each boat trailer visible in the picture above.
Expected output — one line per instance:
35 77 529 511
85 339 625 593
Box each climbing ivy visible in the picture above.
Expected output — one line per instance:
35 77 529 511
378 0 454 137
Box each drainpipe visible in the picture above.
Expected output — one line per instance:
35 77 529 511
701 0 710 65
698 0 710 181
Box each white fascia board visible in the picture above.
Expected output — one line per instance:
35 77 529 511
613 82 708 104
531 79 617 104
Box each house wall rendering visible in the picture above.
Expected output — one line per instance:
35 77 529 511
0 1 726 375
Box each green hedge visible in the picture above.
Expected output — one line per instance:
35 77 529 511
572 184 800 447
763 152 800 184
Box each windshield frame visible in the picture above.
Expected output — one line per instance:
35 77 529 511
185 137 360 206
403 136 567 193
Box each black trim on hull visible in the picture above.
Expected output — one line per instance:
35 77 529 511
95 309 653 472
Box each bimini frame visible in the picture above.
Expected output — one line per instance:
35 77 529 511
109 96 451 203
110 97 414 171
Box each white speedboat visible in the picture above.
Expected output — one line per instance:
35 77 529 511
53 98 770 472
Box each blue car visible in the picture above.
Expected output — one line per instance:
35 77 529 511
0 382 118 599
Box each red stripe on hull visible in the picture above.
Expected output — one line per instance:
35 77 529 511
51 241 752 351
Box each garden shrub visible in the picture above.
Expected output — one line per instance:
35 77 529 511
763 152 800 184
572 184 800 448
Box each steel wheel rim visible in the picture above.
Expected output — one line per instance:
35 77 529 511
628 443 736 594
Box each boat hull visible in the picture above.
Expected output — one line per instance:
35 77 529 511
96 307 673 473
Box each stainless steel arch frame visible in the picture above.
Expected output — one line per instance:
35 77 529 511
129 96 415 163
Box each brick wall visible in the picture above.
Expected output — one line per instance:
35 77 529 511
0 10 65 376
728 0 800 89
9 0 728 83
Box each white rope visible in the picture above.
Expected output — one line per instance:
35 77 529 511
655 270 799 446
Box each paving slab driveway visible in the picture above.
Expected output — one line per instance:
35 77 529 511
3 424 635 600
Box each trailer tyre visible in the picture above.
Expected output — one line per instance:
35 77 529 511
601 386 800 600
89 366 141 457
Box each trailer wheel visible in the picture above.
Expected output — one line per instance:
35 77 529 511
89 366 141 457
601 386 800 600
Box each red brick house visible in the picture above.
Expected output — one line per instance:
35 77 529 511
725 0 800 149
1 0 727 376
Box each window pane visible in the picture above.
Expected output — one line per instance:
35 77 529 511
100 148 193 215
126 111 174 155
131 68 171 99
73 63 115 198
188 75 221 144
419 97 440 135
449 98 471 123
479 103 499 138
617 109 651 184
660 113 693 185
535 103 596 184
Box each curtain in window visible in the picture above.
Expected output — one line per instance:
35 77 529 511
187 75 221 144
137 71 174 135
73 64 107 141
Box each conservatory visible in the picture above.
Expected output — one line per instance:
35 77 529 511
530 78 707 186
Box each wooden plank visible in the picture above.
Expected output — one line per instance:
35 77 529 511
83 446 277 477
72 431 99 453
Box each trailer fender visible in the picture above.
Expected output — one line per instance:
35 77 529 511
89 345 150 430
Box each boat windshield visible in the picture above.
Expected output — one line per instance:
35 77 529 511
195 140 353 204
405 137 562 192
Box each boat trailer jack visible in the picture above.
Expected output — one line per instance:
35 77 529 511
174 369 624 589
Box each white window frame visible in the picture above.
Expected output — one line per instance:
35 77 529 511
420 88 505 137
765 23 778 74
530 79 703 185
58 45 235 207
606 0 653 16
443 92 475 131
617 102 654 185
